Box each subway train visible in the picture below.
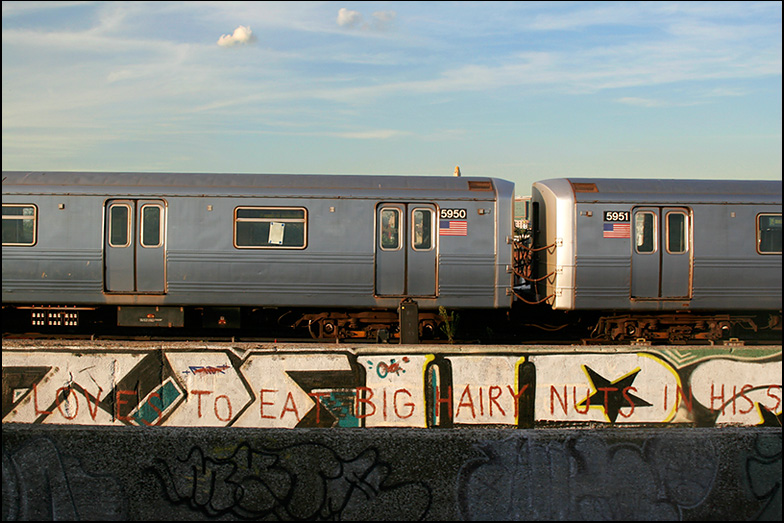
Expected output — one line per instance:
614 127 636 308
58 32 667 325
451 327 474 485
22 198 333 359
2 171 781 343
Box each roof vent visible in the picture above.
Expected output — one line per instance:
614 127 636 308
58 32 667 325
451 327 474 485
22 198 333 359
468 180 494 191
572 182 598 193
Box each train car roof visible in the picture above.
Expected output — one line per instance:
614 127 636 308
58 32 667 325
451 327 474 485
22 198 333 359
534 177 782 205
2 171 510 200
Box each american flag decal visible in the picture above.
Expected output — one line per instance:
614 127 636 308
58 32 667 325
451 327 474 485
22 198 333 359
603 222 630 238
440 220 468 236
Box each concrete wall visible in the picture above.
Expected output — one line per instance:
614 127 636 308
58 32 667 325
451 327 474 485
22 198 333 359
2 424 781 520
2 340 781 520
3 341 781 428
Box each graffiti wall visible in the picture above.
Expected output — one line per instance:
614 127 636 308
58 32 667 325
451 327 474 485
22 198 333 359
3 425 781 520
2 341 781 428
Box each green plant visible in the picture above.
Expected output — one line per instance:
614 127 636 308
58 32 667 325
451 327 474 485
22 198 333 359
438 306 459 343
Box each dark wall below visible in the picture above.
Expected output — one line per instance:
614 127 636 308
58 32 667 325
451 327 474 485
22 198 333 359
2 424 781 521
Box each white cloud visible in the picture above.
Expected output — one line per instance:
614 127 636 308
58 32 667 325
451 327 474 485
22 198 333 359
337 8 362 28
217 25 256 47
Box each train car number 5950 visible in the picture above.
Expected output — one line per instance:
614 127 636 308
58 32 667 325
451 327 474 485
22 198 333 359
441 208 467 219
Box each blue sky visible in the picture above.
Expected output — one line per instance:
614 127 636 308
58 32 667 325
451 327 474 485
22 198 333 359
2 1 781 194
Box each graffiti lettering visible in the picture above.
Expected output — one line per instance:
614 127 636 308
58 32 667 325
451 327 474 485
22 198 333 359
353 387 417 420
280 391 300 420
115 390 136 422
574 387 591 415
767 385 782 412
394 389 415 419
453 384 529 419
138 392 163 426
663 384 694 413
257 389 301 421
191 390 211 417
32 383 52 416
4 347 781 428
17 376 784 427
213 395 232 422
148 441 431 520
182 365 230 375
370 357 410 379
736 385 756 415
83 388 103 420
55 386 78 420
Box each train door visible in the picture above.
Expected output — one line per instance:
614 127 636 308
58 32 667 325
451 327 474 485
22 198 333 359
104 199 167 293
631 206 691 299
375 203 437 297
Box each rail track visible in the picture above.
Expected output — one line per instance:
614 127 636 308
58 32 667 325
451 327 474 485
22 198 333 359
3 330 779 347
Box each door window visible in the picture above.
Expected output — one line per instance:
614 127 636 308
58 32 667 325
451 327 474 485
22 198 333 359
666 211 688 254
380 208 401 250
141 204 163 248
634 211 656 253
412 208 433 251
109 204 131 247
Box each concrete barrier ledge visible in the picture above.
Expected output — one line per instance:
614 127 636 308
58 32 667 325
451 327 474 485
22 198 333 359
3 341 780 429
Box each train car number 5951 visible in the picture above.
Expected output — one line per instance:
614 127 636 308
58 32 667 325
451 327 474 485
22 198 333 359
604 211 630 222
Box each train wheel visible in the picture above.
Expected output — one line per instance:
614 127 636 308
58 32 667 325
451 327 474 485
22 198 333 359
624 321 638 338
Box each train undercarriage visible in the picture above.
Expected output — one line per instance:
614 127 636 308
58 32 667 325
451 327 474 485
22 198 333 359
3 303 781 345
589 311 782 344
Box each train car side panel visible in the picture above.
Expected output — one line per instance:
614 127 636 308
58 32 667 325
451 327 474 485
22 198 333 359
532 178 782 313
2 194 105 304
689 202 782 310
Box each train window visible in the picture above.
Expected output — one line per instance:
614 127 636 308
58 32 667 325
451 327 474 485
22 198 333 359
140 204 163 248
412 208 433 251
634 211 656 253
757 213 782 254
234 207 307 249
666 212 688 253
380 208 400 250
108 204 131 247
2 204 37 246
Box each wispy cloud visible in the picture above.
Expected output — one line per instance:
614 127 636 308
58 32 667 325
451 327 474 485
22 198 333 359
615 97 703 108
331 129 408 140
336 7 397 31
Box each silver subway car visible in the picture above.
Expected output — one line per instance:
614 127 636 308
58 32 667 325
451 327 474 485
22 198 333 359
2 171 515 337
529 178 782 341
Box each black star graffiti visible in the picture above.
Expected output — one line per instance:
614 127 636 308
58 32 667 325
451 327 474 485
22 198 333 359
757 404 782 427
577 366 652 423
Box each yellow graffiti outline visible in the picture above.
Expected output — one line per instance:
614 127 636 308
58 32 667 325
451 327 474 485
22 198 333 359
513 356 527 425
638 352 681 423
420 354 436 427
754 395 783 426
